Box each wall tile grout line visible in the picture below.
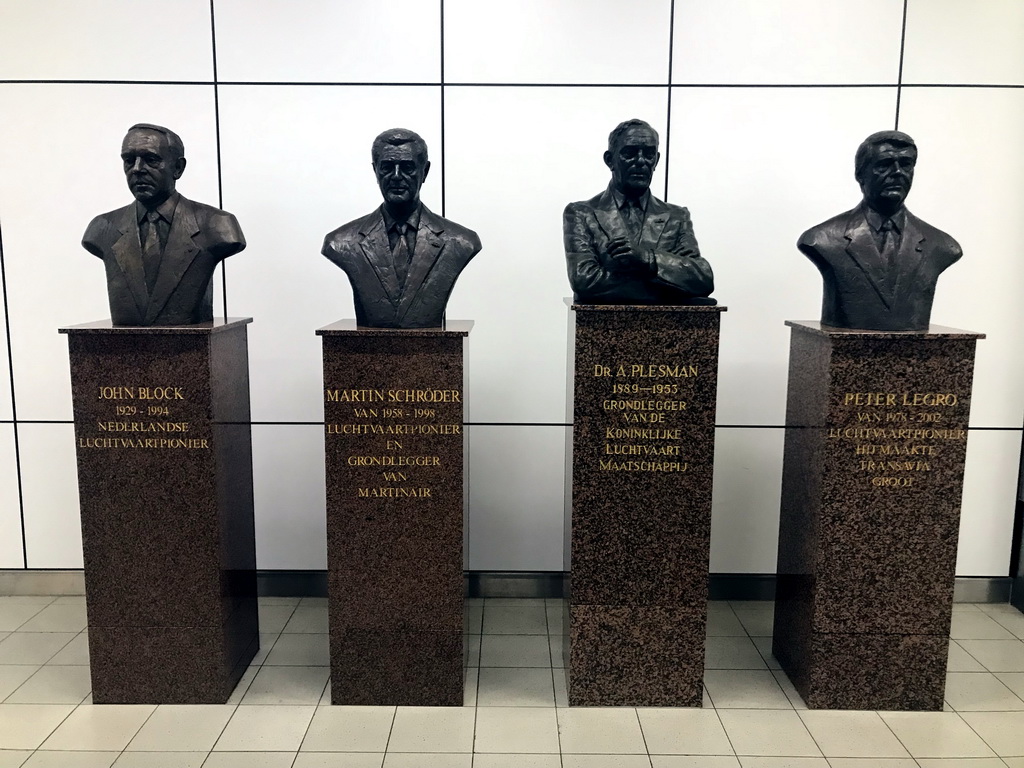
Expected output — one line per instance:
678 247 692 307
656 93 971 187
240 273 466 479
0 210 28 569
895 0 910 130
663 0 676 203
209 0 229 321
440 0 447 220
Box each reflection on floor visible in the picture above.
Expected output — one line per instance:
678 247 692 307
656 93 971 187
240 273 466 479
1 596 1024 766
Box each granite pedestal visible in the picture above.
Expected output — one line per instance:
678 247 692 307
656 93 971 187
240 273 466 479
773 321 983 710
566 304 725 706
319 320 469 706
61 318 258 704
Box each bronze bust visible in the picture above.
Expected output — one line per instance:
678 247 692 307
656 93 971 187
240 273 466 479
322 128 481 328
564 119 714 304
799 130 962 331
82 124 245 326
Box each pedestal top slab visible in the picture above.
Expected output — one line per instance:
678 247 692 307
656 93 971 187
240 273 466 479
60 318 253 335
316 319 473 336
567 297 727 313
785 320 984 340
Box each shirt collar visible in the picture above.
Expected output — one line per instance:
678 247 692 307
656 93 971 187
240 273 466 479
136 191 179 226
381 203 422 235
863 204 906 235
609 185 650 214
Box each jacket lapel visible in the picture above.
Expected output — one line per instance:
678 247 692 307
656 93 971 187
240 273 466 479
593 189 631 246
110 207 149 320
358 213 402 306
639 197 669 250
396 208 445 325
891 215 927 306
844 213 893 311
144 198 201 325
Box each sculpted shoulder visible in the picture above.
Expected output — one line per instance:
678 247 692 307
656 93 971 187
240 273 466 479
189 200 246 252
907 211 963 261
798 208 858 254
322 212 376 260
82 204 132 257
437 215 482 255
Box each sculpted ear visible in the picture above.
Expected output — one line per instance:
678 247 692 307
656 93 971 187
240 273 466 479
421 160 431 183
172 156 187 180
603 150 613 170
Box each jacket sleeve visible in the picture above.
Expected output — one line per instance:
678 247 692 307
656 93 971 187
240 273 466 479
649 209 713 298
563 202 626 302
81 215 110 258
207 211 246 258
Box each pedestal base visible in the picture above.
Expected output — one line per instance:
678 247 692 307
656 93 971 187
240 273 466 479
567 304 725 707
62 318 258 704
773 321 982 711
319 320 470 706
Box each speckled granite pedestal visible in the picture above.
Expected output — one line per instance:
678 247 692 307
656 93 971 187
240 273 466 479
319 320 469 706
773 321 984 710
61 318 258 704
566 303 725 706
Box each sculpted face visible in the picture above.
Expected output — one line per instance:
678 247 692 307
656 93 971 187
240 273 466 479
605 125 660 198
859 142 916 213
121 129 184 208
374 143 429 210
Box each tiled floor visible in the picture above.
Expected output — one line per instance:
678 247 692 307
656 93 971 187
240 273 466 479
1 597 1024 767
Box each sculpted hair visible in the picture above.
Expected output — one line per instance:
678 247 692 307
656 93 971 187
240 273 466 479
127 123 185 161
608 119 658 154
855 130 916 181
371 128 428 167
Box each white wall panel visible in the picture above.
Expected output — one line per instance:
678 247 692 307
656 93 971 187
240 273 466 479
18 423 81 568
467 425 566 572
903 0 1024 86
898 87 1024 429
0 425 23 568
957 429 1021 577
0 84 218 421
445 0 670 85
445 86 667 424
0 275 12 421
673 0 903 85
0 0 213 82
710 427 785 574
214 0 441 84
217 85 442 422
251 425 326 571
668 87 898 426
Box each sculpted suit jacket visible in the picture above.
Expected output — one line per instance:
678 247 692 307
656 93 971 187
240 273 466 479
798 204 962 331
563 185 714 304
322 204 482 328
82 194 245 326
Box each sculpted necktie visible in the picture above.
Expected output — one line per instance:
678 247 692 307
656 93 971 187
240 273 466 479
392 225 412 288
623 202 643 243
142 211 162 293
879 218 898 268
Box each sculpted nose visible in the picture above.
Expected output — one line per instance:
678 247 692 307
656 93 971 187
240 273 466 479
130 157 145 173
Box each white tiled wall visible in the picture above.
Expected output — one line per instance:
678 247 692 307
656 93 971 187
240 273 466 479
0 1 1021 578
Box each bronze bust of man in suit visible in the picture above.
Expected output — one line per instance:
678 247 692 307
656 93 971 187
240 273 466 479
799 130 962 331
322 128 481 328
82 124 245 326
564 119 714 304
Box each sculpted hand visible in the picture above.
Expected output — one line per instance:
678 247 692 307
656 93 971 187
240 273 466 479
606 237 654 273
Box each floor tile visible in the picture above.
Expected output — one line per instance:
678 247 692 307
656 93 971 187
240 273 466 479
550 636 565 668
226 665 258 706
984 606 1024 639
718 710 821 757
477 667 555 706
465 635 481 667
473 707 559 753
16 604 87 633
736 759 828 767
770 669 808 710
1004 758 1024 768
482 604 548 635
258 605 298 635
650 758 739 768
241 666 329 706
51 597 86 606
0 605 47 633
703 670 792 709
553 669 567 707
544 602 565 635
299 598 327 608
21 753 117 768
474 756 562 768
258 597 300 606
944 671 1024 711
111 753 207 767
0 634 77 665
826 760 917 768
916 760 1011 767
948 640 989 672
636 708 733 755
387 707 475 753
997 671 1024 699
484 599 547 609
463 667 478 707
958 640 1024 673
796 710 909 758
213 705 315 751
0 667 39 702
4 665 91 704
959 710 1024 756
0 752 31 768
293 754 384 768
561 756 653 768
45 633 89 666
263 634 329 666
479 635 552 667
556 708 647 754
707 609 747 637
299 705 395 752
382 755 473 768
750 637 783 670
705 636 768 670
951 613 1018 641
40 704 154 751
878 712 996 758
729 602 775 636
125 704 234 752
203 753 297 768
283 606 328 634
465 604 483 635
250 633 281 667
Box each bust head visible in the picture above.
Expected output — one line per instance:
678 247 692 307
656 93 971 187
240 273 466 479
371 128 430 217
604 119 660 200
855 130 917 217
121 123 186 209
